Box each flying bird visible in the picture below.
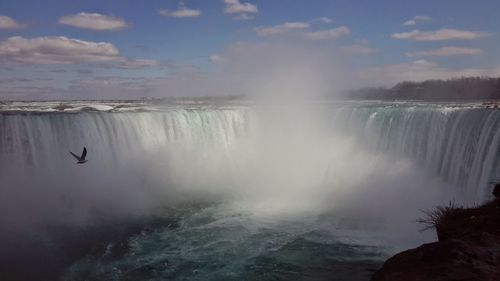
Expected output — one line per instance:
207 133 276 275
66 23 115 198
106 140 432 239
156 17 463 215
70 147 88 164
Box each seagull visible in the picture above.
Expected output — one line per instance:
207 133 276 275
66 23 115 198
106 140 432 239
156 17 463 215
70 147 88 164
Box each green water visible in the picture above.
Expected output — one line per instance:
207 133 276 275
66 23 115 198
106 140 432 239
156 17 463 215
62 202 386 281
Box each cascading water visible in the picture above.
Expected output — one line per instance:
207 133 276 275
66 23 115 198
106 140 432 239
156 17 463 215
0 106 259 228
331 103 500 201
1 101 499 281
0 108 254 168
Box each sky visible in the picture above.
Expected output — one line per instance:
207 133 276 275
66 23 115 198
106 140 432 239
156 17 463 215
0 0 499 100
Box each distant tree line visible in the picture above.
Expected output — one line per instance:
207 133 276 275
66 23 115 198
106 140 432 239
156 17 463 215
345 77 500 100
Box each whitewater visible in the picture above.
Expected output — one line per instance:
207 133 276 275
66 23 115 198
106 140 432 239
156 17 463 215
1 100 499 281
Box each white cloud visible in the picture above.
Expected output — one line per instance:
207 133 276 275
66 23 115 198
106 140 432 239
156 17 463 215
158 8 201 18
304 26 350 40
224 0 258 13
310 17 334 24
0 36 158 68
403 20 416 26
254 19 348 40
224 0 258 19
342 44 378 54
116 59 160 69
209 55 225 64
59 12 127 31
414 15 431 21
233 13 254 21
411 59 438 68
0 15 25 29
392 29 491 41
158 2 201 18
406 46 483 57
403 15 431 26
254 22 310 36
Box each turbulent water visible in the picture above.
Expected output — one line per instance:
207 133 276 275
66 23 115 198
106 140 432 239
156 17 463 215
1 100 499 281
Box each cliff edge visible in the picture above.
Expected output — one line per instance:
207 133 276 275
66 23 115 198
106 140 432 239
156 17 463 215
371 186 500 281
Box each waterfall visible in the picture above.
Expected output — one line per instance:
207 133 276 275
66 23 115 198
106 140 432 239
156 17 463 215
0 108 255 169
0 107 258 225
331 103 500 201
1 102 500 203
3 102 498 281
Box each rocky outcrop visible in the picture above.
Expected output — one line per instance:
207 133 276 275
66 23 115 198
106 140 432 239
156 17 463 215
371 234 500 281
372 185 500 281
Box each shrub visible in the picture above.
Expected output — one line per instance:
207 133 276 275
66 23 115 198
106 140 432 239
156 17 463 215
417 201 464 232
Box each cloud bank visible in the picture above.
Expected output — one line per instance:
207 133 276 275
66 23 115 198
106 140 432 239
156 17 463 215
254 20 350 41
406 46 483 57
0 36 157 68
392 29 491 41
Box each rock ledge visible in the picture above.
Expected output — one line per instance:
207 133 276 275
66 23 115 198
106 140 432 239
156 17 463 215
372 187 500 281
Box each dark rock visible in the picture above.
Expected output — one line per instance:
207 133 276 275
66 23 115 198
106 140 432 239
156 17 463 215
372 200 500 281
434 200 500 241
492 184 500 198
372 235 500 281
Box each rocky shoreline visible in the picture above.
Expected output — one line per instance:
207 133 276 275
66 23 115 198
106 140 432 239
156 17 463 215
371 187 500 281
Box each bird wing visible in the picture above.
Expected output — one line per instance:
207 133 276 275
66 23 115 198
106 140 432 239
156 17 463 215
70 151 81 160
81 147 87 160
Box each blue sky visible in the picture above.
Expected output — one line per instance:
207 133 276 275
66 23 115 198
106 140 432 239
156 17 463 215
0 0 499 100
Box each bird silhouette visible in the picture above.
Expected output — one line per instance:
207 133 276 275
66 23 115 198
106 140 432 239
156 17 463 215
70 147 88 164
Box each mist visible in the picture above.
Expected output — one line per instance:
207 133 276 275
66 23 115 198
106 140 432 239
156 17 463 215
0 45 462 254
